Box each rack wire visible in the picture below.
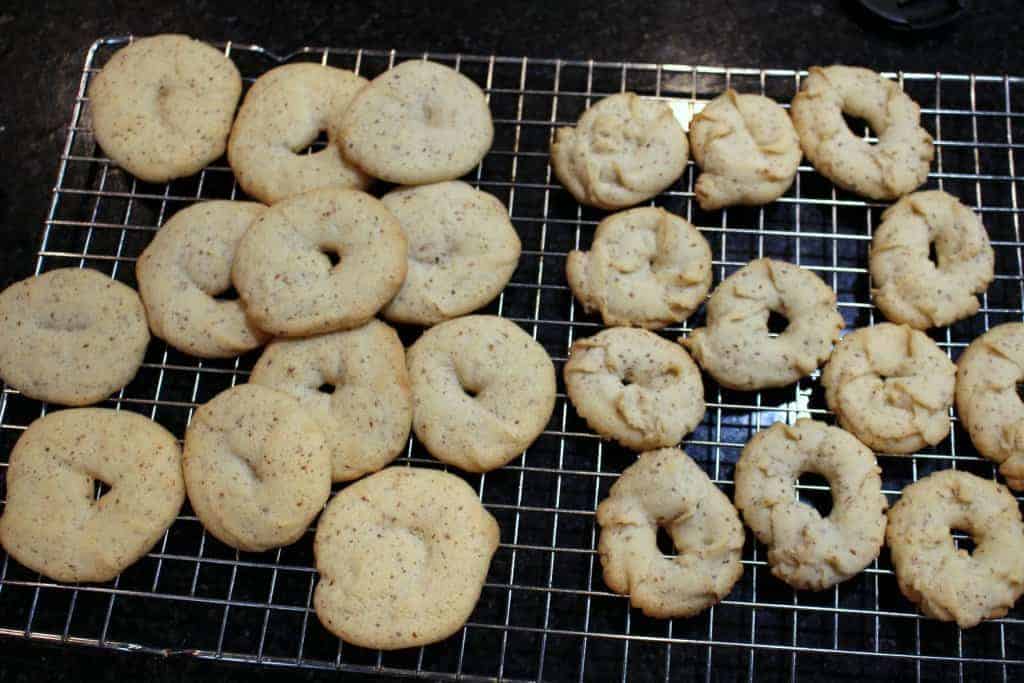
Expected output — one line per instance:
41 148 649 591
0 36 1022 681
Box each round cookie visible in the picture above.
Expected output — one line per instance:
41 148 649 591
314 467 499 649
227 63 370 205
249 320 413 482
0 268 150 405
596 448 744 618
689 89 802 210
822 323 955 454
137 201 269 358
790 65 933 200
232 187 407 337
870 190 994 329
683 258 843 391
564 327 705 451
406 315 556 472
380 181 521 325
0 408 184 583
566 207 712 329
734 419 887 591
339 60 493 185
183 384 331 552
955 322 1024 490
887 469 1024 629
89 34 242 183
551 92 688 210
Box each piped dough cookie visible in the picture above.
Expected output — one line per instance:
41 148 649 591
227 63 370 204
682 258 843 391
870 190 994 329
0 268 149 405
955 322 1024 490
822 323 955 454
566 207 712 329
0 408 185 583
314 467 499 649
734 419 887 591
790 65 933 200
596 448 744 618
89 34 242 183
339 60 493 185
137 201 269 358
183 384 331 552
249 320 412 482
406 315 556 472
886 469 1024 628
688 89 802 210
564 327 705 451
380 181 521 325
551 92 688 210
232 187 407 337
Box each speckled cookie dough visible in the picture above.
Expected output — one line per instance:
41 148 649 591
183 384 332 552
734 419 887 591
596 448 744 618
232 187 407 337
566 207 712 329
0 268 150 406
0 409 185 583
870 190 994 329
380 181 521 326
406 315 556 472
955 323 1024 490
822 323 955 454
227 63 370 204
250 320 413 482
689 89 802 210
137 201 269 358
339 60 493 185
314 467 499 649
551 92 688 210
565 328 705 451
89 34 242 183
682 258 843 391
887 469 1024 628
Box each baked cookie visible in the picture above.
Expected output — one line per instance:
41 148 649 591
227 63 370 204
596 448 744 618
314 467 499 649
0 268 149 405
183 384 331 552
339 60 493 185
551 92 688 210
683 258 843 391
137 201 269 358
689 89 801 210
89 34 242 183
566 207 712 329
790 65 933 200
870 190 994 329
380 181 521 325
822 323 955 454
734 419 887 590
0 408 184 583
955 322 1024 490
406 315 556 472
887 469 1024 628
232 187 407 337
249 320 413 482
564 327 705 451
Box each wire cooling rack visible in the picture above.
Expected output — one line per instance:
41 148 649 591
0 36 1022 682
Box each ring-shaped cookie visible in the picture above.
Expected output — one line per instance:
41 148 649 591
734 419 887 590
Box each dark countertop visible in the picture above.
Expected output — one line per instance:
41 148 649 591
0 1 1022 681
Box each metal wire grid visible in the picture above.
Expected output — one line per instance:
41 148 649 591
0 36 1022 681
